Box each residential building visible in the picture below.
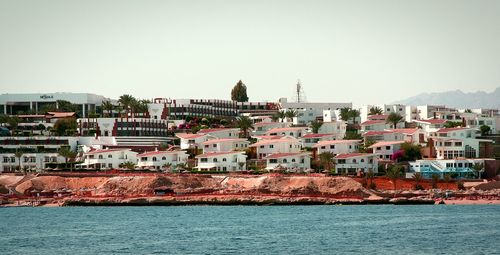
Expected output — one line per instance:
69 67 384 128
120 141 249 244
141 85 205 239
313 140 361 156
278 97 352 125
78 148 138 170
301 133 337 148
428 127 493 159
249 138 302 159
265 127 308 139
334 153 379 174
317 121 347 139
201 138 249 153
407 158 491 179
0 153 64 172
252 122 291 136
369 141 405 161
264 152 312 171
195 151 247 171
137 150 188 170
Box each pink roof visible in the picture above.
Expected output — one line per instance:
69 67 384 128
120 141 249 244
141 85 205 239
196 151 243 158
198 128 238 134
138 150 180 157
334 153 374 159
367 114 388 120
368 141 405 148
250 138 298 147
176 133 206 139
253 135 284 140
416 119 447 124
302 133 335 138
313 140 361 147
201 138 248 145
361 120 386 126
47 112 76 118
363 131 393 136
264 152 309 159
390 128 419 134
86 149 129 155
266 127 306 133
436 127 468 133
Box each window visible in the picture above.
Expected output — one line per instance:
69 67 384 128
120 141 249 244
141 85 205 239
98 155 103 159
213 158 218 162
385 146 390 150
108 154 112 158
152 157 157 162
270 159 278 163
108 163 113 168
290 132 294 136
361 159 365 163
260 145 264 149
201 158 208 163
213 144 216 148
352 159 357 163
23 157 29 162
270 145 274 148
223 158 227 162
235 144 238 147
3 157 9 163
330 145 335 149
292 159 296 162
162 157 166 160
30 157 36 163
321 146 326 149
204 145 209 148
283 159 288 163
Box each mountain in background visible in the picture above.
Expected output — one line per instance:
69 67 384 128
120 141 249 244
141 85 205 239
394 87 500 109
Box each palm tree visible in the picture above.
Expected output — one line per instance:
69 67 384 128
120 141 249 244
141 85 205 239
310 121 323 134
386 112 403 129
412 172 423 190
236 116 253 138
58 147 77 171
285 109 298 123
431 173 440 189
120 161 136 170
118 94 136 117
386 165 403 191
339 108 350 121
443 174 452 189
350 109 360 124
102 100 114 117
162 163 172 172
472 163 484 179
14 149 24 173
276 111 286 122
318 152 334 173
366 169 375 189
368 106 383 115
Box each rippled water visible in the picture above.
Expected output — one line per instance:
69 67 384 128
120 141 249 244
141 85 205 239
1 205 499 254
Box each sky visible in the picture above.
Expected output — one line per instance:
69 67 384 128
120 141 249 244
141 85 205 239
0 0 499 105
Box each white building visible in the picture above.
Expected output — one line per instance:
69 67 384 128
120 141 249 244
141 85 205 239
137 150 189 170
413 119 447 133
250 138 302 159
317 121 347 139
0 153 64 172
264 152 312 172
265 127 308 139
252 122 291 136
195 151 247 171
301 133 337 148
313 140 361 156
334 153 379 174
408 158 490 179
429 127 491 159
176 133 211 150
278 97 352 125
201 138 250 153
369 141 405 161
363 128 425 145
197 128 241 139
78 148 138 170
360 104 409 123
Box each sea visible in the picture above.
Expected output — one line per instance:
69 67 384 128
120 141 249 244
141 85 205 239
1 205 499 255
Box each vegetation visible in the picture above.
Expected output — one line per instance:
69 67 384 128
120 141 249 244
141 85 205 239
368 106 383 115
366 169 376 189
444 121 463 128
118 94 136 116
236 116 253 138
431 173 440 189
479 125 491 136
472 163 484 179
273 111 286 122
385 165 403 190
58 146 78 171
101 100 114 117
53 118 77 136
443 174 452 189
318 152 334 172
310 121 323 134
120 161 136 170
398 142 422 161
343 131 362 140
285 109 298 123
412 172 424 190
386 112 403 129
339 108 360 123
231 80 249 102
14 148 24 173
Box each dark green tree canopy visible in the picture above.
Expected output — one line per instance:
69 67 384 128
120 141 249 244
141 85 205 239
231 80 249 102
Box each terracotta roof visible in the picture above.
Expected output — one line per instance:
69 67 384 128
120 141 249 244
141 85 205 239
368 141 405 148
195 151 244 158
367 114 388 120
302 133 335 138
176 133 206 139
264 152 310 159
201 138 248 145
415 119 447 124
252 135 284 140
265 127 306 133
313 140 361 147
138 150 181 157
334 153 374 159
390 128 419 134
198 128 239 134
361 120 386 126
363 131 393 136
436 127 468 133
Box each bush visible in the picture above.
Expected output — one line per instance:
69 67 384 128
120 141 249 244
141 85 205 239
369 182 377 190
457 180 465 190
414 184 424 190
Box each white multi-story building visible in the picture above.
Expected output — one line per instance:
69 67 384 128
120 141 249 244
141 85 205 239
136 150 189 170
197 128 241 139
195 151 247 171
301 133 337 148
429 127 492 159
252 122 291 136
201 138 249 153
369 141 405 161
313 140 361 156
408 158 490 179
265 127 308 139
363 128 426 145
278 98 352 125
0 153 64 172
264 152 312 171
413 119 447 133
317 121 347 139
78 149 138 170
334 153 379 174
250 138 302 159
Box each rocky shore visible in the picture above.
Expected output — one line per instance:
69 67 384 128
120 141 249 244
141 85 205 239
0 173 498 206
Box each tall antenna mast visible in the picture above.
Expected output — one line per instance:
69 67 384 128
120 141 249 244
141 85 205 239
295 79 306 103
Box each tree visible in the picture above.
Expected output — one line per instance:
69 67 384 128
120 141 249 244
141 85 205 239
53 118 77 136
412 172 424 190
368 107 383 115
386 112 403 129
318 152 334 172
443 174 452 189
120 161 136 170
386 165 403 191
366 169 376 189
58 146 77 171
472 163 484 179
6 116 20 136
118 94 137 117
14 148 24 173
431 173 440 189
274 111 286 122
480 125 491 136
339 108 350 121
399 142 422 161
444 121 463 128
102 100 114 117
285 109 298 123
231 80 249 102
310 121 323 134
56 100 77 112
236 116 253 138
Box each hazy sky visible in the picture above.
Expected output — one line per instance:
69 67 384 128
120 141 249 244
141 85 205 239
1 0 499 105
